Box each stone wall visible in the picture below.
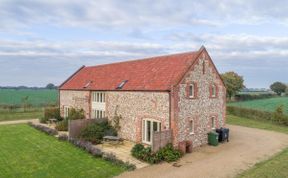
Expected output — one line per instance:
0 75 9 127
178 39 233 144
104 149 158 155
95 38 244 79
175 51 226 150
59 90 90 118
106 91 170 142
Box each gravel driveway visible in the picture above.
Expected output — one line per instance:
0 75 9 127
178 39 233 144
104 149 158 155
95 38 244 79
117 124 288 178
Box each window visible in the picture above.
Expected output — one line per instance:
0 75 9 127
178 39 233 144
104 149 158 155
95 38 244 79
189 83 195 98
64 106 69 118
92 92 105 103
142 119 161 145
211 84 217 97
189 120 194 134
211 117 215 129
91 109 105 119
202 60 205 74
116 80 128 89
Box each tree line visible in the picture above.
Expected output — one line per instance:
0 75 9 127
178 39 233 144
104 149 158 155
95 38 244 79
0 83 58 90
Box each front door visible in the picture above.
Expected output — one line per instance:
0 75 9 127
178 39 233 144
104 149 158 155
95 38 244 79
142 119 161 145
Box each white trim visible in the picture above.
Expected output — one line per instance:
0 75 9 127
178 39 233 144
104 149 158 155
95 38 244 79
63 106 69 119
189 119 194 134
211 116 216 129
189 84 195 98
142 119 161 145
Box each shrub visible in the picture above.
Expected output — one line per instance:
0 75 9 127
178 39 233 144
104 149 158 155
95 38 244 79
39 116 48 124
68 108 85 120
227 106 288 126
234 93 276 101
131 143 182 164
28 122 58 135
79 120 117 144
103 153 136 171
273 105 288 125
55 119 68 131
157 143 182 162
44 107 63 121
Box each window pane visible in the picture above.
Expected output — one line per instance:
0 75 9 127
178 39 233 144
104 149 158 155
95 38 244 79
103 93 105 102
189 84 194 97
100 93 102 102
147 121 151 142
189 120 193 133
97 93 99 102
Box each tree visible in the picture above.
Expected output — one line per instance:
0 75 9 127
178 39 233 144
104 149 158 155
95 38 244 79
46 83 56 89
221 71 245 100
270 82 286 96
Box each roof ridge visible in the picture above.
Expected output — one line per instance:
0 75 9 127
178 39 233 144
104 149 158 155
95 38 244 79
85 50 199 69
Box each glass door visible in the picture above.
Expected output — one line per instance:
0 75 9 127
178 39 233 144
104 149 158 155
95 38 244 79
142 119 161 144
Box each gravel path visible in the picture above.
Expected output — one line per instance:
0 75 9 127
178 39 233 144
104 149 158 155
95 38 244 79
0 119 38 125
117 124 288 178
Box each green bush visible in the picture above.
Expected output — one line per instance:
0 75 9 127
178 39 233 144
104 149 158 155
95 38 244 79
234 93 276 101
273 105 288 125
68 108 85 120
79 120 117 144
55 119 68 131
131 143 182 164
44 107 63 121
39 116 48 123
227 106 288 126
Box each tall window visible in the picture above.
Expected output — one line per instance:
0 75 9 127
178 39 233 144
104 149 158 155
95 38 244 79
211 117 215 129
189 120 194 134
91 109 105 119
211 84 217 97
202 60 205 74
91 92 106 119
92 92 105 103
64 106 69 118
189 83 196 98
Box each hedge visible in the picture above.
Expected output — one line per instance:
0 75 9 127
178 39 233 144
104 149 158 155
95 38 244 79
227 106 288 126
234 93 276 101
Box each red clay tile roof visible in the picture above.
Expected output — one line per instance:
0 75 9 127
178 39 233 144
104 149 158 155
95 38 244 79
59 50 202 91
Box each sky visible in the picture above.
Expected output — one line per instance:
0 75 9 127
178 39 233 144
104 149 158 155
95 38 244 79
0 0 288 88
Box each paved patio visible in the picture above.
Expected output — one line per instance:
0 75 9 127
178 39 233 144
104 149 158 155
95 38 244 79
96 140 149 169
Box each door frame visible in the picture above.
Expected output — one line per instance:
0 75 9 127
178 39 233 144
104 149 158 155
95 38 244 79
142 119 161 145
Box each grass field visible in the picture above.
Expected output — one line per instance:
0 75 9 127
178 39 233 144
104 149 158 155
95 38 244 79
228 97 288 114
0 124 125 178
227 115 288 178
0 89 58 106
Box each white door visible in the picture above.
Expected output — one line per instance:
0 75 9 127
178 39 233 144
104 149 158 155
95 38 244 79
142 119 161 145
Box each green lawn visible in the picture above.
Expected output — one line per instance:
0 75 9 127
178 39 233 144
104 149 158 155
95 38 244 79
0 109 43 122
227 115 288 178
228 97 288 114
0 124 125 178
227 115 288 135
0 89 58 106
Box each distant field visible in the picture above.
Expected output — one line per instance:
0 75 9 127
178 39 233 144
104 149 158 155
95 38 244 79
228 97 288 114
0 89 58 107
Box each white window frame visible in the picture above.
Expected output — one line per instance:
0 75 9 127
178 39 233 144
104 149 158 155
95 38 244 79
189 119 194 134
142 119 161 145
64 106 69 118
189 83 195 98
91 109 105 119
211 84 217 97
92 92 105 103
91 91 106 119
211 116 216 129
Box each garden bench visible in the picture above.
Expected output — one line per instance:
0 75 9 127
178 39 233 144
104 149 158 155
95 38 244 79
102 136 124 146
48 118 57 125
